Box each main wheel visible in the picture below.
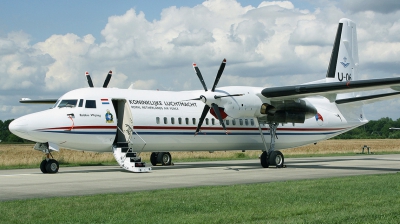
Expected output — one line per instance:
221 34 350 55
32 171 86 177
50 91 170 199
260 151 269 168
158 152 172 166
45 159 59 173
40 160 48 173
269 151 284 168
150 152 158 166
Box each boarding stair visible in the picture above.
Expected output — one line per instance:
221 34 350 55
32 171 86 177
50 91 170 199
112 125 151 173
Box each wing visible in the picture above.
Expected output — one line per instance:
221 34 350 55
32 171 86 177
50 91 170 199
19 98 58 104
335 92 400 104
260 77 400 100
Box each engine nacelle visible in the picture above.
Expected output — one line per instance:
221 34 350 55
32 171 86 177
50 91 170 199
259 99 317 123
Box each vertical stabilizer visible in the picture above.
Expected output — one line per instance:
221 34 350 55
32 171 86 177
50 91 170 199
326 18 359 99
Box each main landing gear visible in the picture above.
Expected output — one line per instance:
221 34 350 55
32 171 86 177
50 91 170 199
34 142 60 174
150 152 172 166
257 121 285 168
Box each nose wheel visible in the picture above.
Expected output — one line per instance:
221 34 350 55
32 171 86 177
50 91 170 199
34 143 60 174
40 159 59 173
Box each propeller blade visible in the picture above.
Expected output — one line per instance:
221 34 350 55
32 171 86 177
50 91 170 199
211 58 226 92
183 98 202 101
195 105 210 135
211 103 227 133
103 70 112 88
85 71 94 88
193 63 208 92
214 93 244 99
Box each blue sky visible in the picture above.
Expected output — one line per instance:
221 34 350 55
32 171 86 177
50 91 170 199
1 0 400 121
1 0 314 43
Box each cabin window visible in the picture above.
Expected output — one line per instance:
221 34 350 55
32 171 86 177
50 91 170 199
185 118 189 125
171 117 175 124
58 99 78 108
250 119 254 126
211 118 215 125
192 118 196 125
78 99 84 107
245 119 249 126
178 117 182 125
226 120 230 125
205 118 209 125
239 119 243 126
164 117 168 124
85 100 96 108
156 117 160 124
232 119 236 125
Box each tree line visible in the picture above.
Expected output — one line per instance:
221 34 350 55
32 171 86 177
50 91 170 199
1 117 400 143
0 119 26 143
333 117 400 139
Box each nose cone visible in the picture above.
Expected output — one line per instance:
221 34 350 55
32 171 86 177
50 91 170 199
9 117 30 139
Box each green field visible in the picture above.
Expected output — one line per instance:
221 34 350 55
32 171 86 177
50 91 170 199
1 173 399 223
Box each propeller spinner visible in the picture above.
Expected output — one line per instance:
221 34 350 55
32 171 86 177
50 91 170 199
190 59 243 135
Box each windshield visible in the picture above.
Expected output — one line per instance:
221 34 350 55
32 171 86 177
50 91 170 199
58 99 78 108
52 100 60 109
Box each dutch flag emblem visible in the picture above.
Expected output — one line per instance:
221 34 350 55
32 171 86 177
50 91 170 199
101 99 110 105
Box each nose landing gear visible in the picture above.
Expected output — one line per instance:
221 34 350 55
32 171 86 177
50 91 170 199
35 142 60 174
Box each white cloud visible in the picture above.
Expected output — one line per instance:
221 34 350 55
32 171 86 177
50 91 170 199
258 1 294 10
129 79 157 90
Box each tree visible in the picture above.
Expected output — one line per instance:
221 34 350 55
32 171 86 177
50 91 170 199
0 119 26 143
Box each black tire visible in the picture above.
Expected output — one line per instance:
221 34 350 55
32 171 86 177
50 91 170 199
150 152 158 166
45 159 59 174
260 151 269 168
269 151 284 168
158 152 172 166
40 160 48 173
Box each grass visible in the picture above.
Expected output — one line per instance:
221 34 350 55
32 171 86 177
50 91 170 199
1 173 399 223
1 139 400 169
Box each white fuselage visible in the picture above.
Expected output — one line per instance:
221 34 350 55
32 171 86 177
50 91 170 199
10 87 367 153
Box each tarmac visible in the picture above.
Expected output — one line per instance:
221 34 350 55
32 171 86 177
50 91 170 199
1 154 399 201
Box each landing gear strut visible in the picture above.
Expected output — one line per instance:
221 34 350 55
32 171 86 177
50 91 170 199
150 152 172 166
256 120 285 168
34 142 60 174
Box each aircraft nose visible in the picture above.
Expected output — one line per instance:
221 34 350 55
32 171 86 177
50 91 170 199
9 117 29 137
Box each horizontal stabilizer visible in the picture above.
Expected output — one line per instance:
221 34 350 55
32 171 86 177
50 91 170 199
20 98 58 104
335 92 400 104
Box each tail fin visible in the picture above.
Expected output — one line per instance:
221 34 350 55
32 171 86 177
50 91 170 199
326 18 359 99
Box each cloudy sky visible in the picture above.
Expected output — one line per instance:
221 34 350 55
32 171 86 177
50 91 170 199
1 0 400 121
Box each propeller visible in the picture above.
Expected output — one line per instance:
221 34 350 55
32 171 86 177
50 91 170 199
190 59 243 135
103 70 112 88
85 72 94 88
85 70 113 88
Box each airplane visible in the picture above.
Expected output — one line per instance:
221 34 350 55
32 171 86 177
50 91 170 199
9 18 400 173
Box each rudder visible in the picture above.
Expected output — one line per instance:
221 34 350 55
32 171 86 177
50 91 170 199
326 18 359 99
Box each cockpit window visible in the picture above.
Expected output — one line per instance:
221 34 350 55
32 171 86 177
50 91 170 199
85 100 96 108
52 100 60 109
78 99 84 107
58 99 78 108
